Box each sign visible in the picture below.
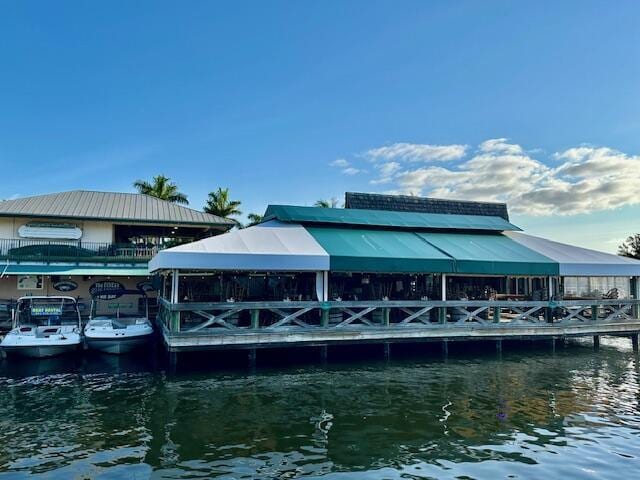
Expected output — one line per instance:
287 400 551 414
89 281 125 300
53 280 78 292
137 281 155 293
17 275 43 290
30 305 63 316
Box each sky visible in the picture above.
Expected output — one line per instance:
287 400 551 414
1 1 639 252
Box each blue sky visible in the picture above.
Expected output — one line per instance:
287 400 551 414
1 1 639 252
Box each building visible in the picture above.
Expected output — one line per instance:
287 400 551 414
0 190 233 322
149 193 640 354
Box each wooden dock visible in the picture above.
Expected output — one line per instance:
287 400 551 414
157 298 640 352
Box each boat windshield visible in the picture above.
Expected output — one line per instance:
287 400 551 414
16 297 80 327
92 293 148 319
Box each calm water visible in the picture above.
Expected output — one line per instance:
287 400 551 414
2 340 640 479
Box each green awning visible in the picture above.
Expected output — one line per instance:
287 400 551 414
2 265 149 276
265 205 521 232
417 232 558 275
306 227 455 273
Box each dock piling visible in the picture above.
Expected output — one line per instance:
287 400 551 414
593 335 600 349
632 334 639 352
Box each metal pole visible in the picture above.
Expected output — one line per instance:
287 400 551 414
323 271 329 302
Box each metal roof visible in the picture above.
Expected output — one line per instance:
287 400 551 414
0 190 233 227
264 205 521 232
345 192 510 220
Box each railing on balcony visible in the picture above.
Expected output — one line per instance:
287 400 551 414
0 238 158 264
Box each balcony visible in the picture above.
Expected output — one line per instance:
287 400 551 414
0 238 159 264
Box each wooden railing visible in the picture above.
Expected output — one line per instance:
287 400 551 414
158 298 640 334
0 238 158 263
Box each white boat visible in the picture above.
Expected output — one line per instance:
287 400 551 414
1 296 82 358
84 289 153 354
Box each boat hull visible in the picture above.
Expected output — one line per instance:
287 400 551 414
2 343 79 359
85 333 152 354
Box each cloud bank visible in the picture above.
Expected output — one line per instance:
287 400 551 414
349 139 640 216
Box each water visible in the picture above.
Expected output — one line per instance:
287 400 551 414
2 339 640 479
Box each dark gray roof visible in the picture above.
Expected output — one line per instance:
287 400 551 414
344 192 510 221
0 190 234 227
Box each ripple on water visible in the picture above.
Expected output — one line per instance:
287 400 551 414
1 344 640 478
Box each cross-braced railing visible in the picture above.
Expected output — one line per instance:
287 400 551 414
158 298 640 334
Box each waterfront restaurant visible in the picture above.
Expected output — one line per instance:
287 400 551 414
149 193 640 353
0 190 233 326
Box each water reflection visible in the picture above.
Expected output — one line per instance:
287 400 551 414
1 339 640 479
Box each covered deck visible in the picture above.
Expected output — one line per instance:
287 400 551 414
149 206 640 353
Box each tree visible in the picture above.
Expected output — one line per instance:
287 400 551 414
314 198 340 208
133 175 188 205
619 234 640 259
204 187 242 221
246 213 263 226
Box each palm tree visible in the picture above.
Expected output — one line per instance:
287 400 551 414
204 187 242 221
133 175 189 205
314 198 340 208
246 213 263 226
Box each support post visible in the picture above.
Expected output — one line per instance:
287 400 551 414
323 271 329 302
248 348 257 369
593 335 600 349
382 307 390 326
321 306 329 327
171 269 179 304
383 343 391 361
320 345 328 365
493 306 501 323
496 339 503 354
442 340 448 357
168 351 178 373
250 309 260 329
632 334 639 352
440 274 447 324
591 305 598 322
551 337 556 354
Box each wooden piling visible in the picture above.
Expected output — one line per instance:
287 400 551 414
593 335 600 349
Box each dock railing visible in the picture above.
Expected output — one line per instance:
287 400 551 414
158 298 640 334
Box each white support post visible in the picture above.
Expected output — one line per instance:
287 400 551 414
171 269 179 304
548 276 554 300
323 271 329 302
441 274 447 301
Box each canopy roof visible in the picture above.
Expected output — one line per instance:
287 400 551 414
149 220 329 272
307 227 455 273
264 205 521 232
418 232 558 275
507 232 640 276
2 265 149 276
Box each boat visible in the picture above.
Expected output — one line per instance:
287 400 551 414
0 296 82 358
84 289 153 354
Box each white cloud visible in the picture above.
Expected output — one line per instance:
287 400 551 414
365 143 468 163
330 158 350 168
362 140 640 216
342 167 361 176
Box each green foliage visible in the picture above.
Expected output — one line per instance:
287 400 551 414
619 234 640 259
314 198 341 208
133 175 189 205
204 187 242 221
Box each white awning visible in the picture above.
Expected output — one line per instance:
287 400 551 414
149 220 330 272
507 232 640 276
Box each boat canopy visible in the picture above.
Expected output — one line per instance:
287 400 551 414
507 232 640 276
149 220 330 272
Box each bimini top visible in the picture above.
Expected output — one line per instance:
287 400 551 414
507 232 640 276
149 220 330 272
263 205 521 232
